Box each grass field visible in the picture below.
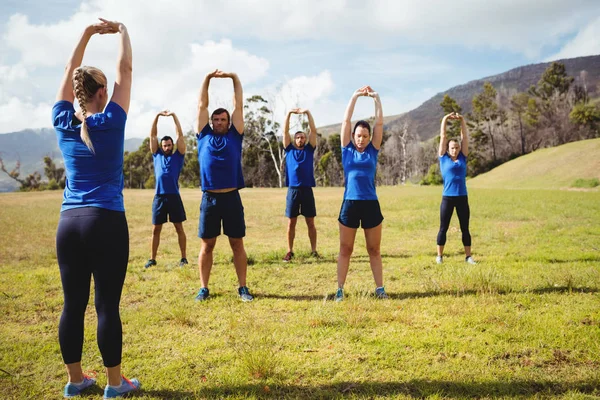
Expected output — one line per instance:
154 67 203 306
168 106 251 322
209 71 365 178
1 185 599 399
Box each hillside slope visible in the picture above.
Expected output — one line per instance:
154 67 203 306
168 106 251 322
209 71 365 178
469 138 600 190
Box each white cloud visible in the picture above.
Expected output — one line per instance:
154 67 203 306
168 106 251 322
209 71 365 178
546 16 600 61
0 97 52 131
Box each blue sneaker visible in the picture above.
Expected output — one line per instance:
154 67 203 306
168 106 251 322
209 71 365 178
64 374 96 398
238 286 254 302
144 259 156 269
335 288 344 302
103 376 140 399
195 287 210 301
375 286 389 299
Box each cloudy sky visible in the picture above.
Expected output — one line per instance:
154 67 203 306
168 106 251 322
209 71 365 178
1 0 599 138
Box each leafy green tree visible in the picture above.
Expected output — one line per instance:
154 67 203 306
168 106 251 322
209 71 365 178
180 130 200 188
243 95 282 187
570 103 600 136
123 138 153 189
43 156 66 189
440 94 462 138
472 82 500 162
528 62 575 145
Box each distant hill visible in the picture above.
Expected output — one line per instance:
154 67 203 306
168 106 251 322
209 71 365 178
468 138 600 190
0 129 142 192
317 55 600 141
317 114 405 137
389 55 600 141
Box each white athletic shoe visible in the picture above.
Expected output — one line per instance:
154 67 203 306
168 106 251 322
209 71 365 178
436 255 443 264
465 256 477 265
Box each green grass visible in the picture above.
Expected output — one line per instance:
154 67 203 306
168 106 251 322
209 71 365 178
1 186 600 399
572 178 600 189
470 138 600 190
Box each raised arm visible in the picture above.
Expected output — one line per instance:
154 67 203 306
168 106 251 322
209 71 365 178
458 114 469 157
341 86 368 147
149 112 162 154
101 19 132 113
283 109 294 148
368 88 383 150
302 109 318 148
196 70 214 133
170 111 186 155
230 73 244 134
439 113 453 157
56 23 107 102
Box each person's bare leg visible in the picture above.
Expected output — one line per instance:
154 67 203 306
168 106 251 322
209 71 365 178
173 222 187 259
437 245 444 257
229 237 247 286
337 223 357 288
198 238 217 287
150 224 163 260
286 217 297 253
306 217 317 253
364 224 383 288
65 362 84 383
106 365 122 386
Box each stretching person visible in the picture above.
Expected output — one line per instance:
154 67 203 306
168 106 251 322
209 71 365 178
282 108 318 262
145 110 188 269
194 69 253 302
436 112 476 264
52 19 140 398
335 86 387 301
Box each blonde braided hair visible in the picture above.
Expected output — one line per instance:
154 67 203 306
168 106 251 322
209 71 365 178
72 66 107 153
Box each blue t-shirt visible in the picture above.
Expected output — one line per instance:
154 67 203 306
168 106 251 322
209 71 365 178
439 152 468 196
196 124 245 191
52 101 126 212
153 149 184 195
341 142 378 200
284 143 316 187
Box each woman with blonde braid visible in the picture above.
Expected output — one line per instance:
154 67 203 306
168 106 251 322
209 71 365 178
52 19 140 398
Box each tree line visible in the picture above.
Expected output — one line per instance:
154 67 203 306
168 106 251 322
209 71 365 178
2 62 598 191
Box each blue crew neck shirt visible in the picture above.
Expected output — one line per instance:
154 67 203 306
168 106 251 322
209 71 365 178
153 149 184 194
284 143 316 187
52 100 126 212
341 141 379 200
196 123 245 191
439 152 468 196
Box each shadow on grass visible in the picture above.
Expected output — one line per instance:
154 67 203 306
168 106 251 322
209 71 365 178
247 253 409 266
536 256 600 263
255 285 598 302
259 293 329 301
139 379 600 399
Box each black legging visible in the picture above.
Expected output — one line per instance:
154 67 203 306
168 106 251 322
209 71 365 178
436 195 471 247
56 207 129 367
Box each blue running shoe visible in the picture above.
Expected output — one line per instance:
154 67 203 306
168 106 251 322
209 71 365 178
144 259 156 269
335 288 344 302
64 374 96 398
375 286 389 299
195 287 210 301
103 375 140 399
238 286 254 302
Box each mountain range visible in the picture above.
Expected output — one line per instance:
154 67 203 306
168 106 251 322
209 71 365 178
319 54 600 140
